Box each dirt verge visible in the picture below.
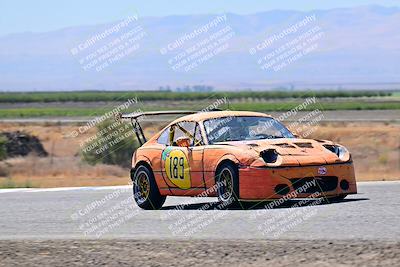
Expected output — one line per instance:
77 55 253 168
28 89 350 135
0 239 399 267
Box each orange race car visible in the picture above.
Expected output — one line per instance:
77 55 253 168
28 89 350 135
119 110 357 209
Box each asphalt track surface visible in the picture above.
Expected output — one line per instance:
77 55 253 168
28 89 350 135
1 181 399 266
0 181 399 240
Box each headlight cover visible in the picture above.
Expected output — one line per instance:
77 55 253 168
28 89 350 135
324 144 350 161
335 146 348 160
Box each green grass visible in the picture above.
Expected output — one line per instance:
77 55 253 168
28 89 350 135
0 178 35 189
391 91 400 97
0 106 174 118
0 101 399 118
0 90 395 103
230 101 400 111
0 107 110 118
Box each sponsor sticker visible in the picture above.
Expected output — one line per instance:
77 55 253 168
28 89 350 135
318 166 327 175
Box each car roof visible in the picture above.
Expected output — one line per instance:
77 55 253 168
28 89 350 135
172 110 272 123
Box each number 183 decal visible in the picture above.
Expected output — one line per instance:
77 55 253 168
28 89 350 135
163 148 191 189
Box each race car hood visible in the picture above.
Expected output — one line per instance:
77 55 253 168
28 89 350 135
217 138 347 166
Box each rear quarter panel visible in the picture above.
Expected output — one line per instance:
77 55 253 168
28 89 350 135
133 143 170 194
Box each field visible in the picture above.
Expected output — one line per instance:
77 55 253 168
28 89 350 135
0 90 399 118
0 90 393 103
0 90 399 187
1 101 400 118
0 120 398 188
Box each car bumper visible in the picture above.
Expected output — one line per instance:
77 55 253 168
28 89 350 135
238 162 357 200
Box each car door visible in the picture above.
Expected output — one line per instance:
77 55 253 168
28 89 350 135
160 121 205 193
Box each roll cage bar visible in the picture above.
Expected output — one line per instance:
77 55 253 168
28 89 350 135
116 110 196 146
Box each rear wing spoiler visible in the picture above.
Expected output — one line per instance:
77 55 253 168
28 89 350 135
116 110 196 146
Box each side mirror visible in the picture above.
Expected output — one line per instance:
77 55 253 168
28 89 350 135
176 137 191 148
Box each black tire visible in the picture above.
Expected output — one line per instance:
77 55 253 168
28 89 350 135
132 165 166 210
215 163 239 207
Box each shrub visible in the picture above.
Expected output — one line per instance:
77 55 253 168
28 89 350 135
81 120 139 168
0 135 7 160
378 153 389 165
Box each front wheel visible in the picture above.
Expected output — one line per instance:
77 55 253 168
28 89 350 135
215 163 239 207
132 165 166 210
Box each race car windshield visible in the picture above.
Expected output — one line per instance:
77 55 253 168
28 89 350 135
204 116 294 144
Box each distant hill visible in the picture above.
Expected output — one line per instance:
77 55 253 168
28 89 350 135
0 5 399 91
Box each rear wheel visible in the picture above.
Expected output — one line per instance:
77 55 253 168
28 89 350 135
215 163 239 206
133 165 166 210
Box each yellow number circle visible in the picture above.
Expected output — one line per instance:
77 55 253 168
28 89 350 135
165 150 191 189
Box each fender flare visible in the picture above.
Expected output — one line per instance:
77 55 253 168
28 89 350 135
131 155 152 180
215 153 240 173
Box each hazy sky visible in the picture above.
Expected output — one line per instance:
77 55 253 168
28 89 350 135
1 0 399 35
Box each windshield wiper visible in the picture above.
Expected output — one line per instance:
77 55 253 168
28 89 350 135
224 138 242 141
253 135 284 140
